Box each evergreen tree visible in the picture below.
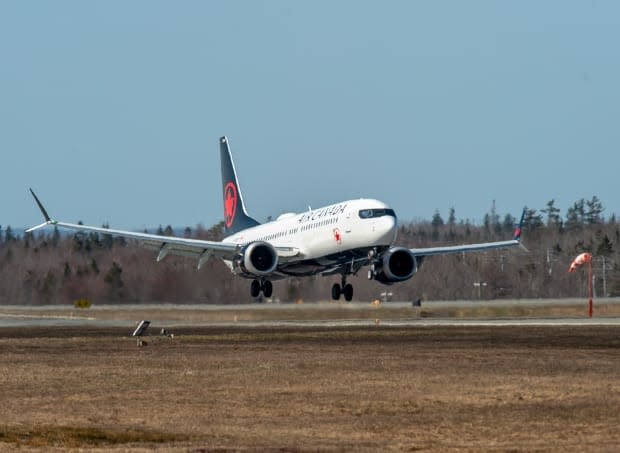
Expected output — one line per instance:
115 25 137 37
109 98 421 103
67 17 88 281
489 200 500 228
205 221 225 241
566 199 585 227
502 213 515 233
4 248 13 264
104 261 124 301
91 258 100 275
72 221 91 251
101 223 114 249
541 199 562 227
88 232 101 248
447 208 456 226
4 226 15 242
40 270 57 304
523 208 543 230
431 210 444 228
51 226 60 247
586 196 604 224
483 213 491 232
595 232 613 256
23 231 32 249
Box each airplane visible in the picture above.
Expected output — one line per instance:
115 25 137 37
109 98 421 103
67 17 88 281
27 136 525 302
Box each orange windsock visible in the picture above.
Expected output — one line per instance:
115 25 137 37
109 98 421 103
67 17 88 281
568 252 592 272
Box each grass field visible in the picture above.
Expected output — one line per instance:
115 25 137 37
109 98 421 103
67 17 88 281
1 315 620 451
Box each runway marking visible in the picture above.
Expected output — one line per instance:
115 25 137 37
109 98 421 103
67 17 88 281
0 312 95 321
2 303 620 328
199 318 620 328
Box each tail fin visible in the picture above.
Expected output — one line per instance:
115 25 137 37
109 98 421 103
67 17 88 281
220 136 260 236
512 207 526 241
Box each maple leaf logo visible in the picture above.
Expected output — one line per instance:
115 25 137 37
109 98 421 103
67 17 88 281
224 182 237 228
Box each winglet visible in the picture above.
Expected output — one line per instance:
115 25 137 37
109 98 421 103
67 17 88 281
512 207 526 241
26 189 55 233
29 188 51 222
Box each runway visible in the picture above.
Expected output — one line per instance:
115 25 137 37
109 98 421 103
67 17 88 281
2 299 620 328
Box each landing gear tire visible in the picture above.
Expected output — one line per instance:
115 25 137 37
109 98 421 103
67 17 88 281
332 282 353 301
251 279 273 299
250 280 261 298
331 283 341 301
343 283 353 302
263 280 273 298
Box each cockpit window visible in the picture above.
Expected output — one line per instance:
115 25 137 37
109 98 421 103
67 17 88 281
358 208 396 219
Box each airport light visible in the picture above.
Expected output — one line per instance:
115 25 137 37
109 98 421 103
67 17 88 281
473 281 487 299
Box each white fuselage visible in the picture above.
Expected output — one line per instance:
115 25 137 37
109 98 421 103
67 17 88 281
222 198 397 272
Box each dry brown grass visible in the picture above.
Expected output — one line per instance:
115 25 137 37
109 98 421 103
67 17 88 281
1 323 620 451
0 425 186 449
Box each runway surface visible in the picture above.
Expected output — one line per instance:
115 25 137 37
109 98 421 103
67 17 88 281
2 299 620 328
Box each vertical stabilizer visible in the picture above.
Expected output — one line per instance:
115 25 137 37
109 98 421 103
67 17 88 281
220 136 260 236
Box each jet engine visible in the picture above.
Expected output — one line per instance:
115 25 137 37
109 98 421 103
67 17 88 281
235 241 278 276
372 247 418 284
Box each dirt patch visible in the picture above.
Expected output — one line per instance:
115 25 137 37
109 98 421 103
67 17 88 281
1 325 619 451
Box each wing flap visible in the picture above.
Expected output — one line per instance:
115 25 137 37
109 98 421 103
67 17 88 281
141 240 217 260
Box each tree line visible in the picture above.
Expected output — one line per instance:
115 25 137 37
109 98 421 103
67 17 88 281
1 196 619 305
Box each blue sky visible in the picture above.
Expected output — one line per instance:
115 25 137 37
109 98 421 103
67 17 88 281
2 1 619 231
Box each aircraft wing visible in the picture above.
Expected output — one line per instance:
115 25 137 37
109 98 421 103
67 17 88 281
409 208 527 258
26 190 299 269
409 238 522 257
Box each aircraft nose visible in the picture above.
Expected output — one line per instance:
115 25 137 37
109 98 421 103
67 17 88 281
374 215 397 244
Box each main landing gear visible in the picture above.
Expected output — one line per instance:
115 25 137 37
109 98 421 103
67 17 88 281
251 279 273 298
331 276 353 302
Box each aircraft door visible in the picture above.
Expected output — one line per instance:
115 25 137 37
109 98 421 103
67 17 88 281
343 209 353 235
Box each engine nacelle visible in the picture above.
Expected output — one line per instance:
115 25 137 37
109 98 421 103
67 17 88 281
373 247 417 284
236 241 278 276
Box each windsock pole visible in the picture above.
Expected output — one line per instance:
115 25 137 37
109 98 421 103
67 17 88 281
568 252 594 318
588 259 593 318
